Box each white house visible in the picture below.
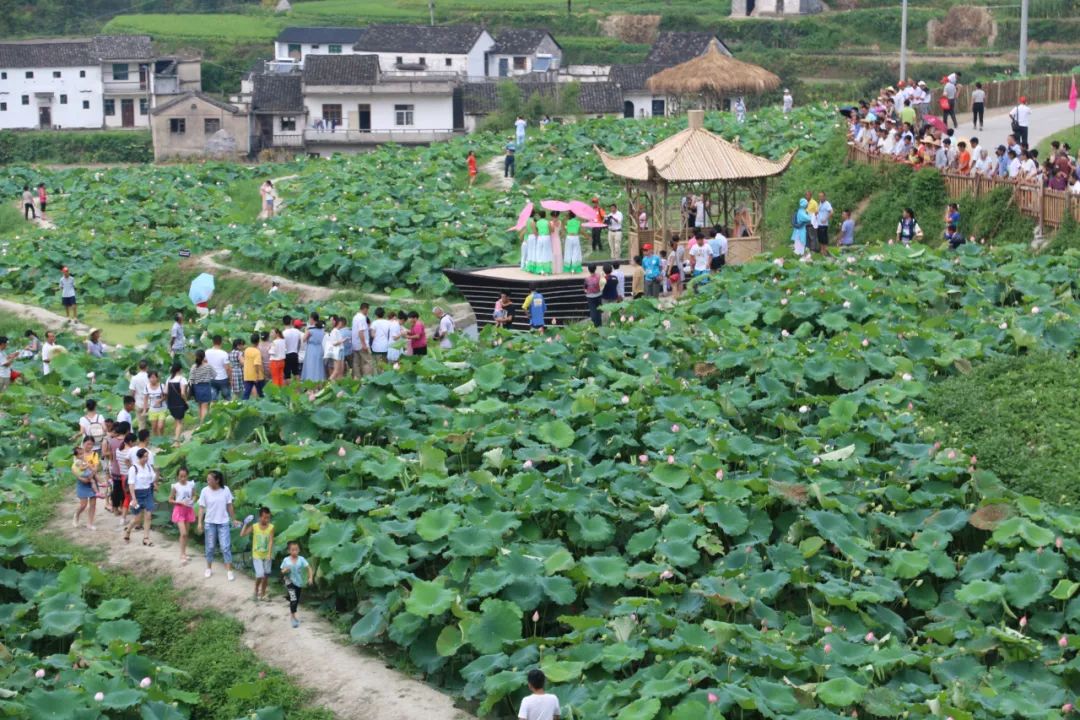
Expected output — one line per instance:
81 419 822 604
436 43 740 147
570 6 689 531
300 54 462 154
488 29 562 78
352 24 494 78
0 35 156 130
274 27 365 62
731 0 823 17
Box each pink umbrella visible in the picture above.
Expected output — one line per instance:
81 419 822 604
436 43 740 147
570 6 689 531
569 200 599 220
923 115 946 134
584 221 607 228
508 201 534 232
541 200 572 212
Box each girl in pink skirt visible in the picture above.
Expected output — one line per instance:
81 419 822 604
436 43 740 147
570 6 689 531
168 467 197 565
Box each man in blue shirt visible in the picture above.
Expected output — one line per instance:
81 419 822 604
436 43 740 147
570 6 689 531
707 228 727 271
995 145 1009 177
642 244 663 298
523 283 545 332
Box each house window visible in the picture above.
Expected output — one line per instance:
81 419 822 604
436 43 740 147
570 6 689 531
394 104 414 126
321 104 342 126
80 70 86 78
21 95 29 105
112 63 129 80
25 71 33 79
204 118 221 134
60 94 68 104
53 70 61 78
329 44 342 54
419 57 426 66
287 43 301 58
281 116 296 131
1 72 6 79
534 55 552 72
311 44 320 49
104 99 115 115
82 100 89 109
0 103 6 111
445 57 452 66
395 56 403 64
170 118 185 134
139 99 148 115
513 56 527 70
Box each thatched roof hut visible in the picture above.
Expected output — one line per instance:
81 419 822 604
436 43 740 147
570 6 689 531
646 45 780 108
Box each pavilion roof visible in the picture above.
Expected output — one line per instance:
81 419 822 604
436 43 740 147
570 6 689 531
646 45 781 98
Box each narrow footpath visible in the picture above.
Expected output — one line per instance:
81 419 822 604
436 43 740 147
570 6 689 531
51 511 473 720
0 297 90 334
481 154 513 192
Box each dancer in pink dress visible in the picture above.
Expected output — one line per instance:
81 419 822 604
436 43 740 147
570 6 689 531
550 211 564 274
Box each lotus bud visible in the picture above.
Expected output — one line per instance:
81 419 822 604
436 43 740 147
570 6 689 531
842 300 851 309
715 469 724 480
659 569 674 580
73 387 82 396
671 424 680 432
1057 537 1064 549
1063 704 1073 713
781 298 788 306
86 371 95 379
338 447 346 457
861 338 869 347
140 677 152 689
824 625 833 633
902 373 913 381
393 362 401 370
799 405 809 414
947 450 957 460
638 454 649 463
523 460 533 469
643 353 649 360
666 455 675 464
865 632 876 643
621 395 630 404
999 322 1008 329
781 329 790 337
620 315 626 322
532 611 540 622
94 692 105 702
35 669 45 679
812 456 821 465
707 693 719 703
1060 636 1069 648
908 402 914 410
630 613 637 622
970 455 977 465
1032 306 1040 314
824 643 832 654
1019 615 1028 628
662 319 671 329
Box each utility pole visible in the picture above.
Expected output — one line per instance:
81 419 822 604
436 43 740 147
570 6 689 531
899 0 908 82
428 0 435 25
1018 0 1029 76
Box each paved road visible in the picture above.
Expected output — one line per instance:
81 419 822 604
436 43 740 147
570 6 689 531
965 101 1077 148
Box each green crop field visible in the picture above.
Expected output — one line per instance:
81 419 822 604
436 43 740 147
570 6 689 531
104 13 283 40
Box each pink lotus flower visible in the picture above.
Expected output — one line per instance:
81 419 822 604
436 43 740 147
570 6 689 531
621 395 630 404
824 643 832 654
824 625 833 633
970 455 977 465
659 569 674 580
666 455 675 464
523 460 533 469
907 402 914 410
139 677 152 689
1019 615 1028 628
532 610 540 622
630 613 637 622
707 693 719 703
638 454 649 463
1060 635 1069 648
715 469 724 480
1057 537 1064 549
1063 704 1074 713
861 338 869 347
94 692 105 702
947 450 957 460
306 391 317 401
338 447 346 457
671 424 680 432
662 319 671 329
35 669 45 679
865 632 876 643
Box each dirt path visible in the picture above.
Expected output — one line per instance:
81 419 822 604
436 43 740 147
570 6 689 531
259 174 299 219
13 200 57 230
0 297 90 334
51 510 473 720
481 155 513 192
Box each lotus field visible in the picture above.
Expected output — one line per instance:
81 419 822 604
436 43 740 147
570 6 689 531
6 235 1080 718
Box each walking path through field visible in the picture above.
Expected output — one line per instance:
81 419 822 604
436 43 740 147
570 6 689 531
481 154 513 192
13 200 57 230
51 511 473 720
0 297 89 333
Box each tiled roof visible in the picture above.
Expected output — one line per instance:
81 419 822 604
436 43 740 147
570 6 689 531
276 27 365 45
303 54 380 86
252 73 304 113
151 91 240 116
91 34 154 60
490 29 558 55
609 63 665 91
355 24 487 54
464 81 622 115
644 32 731 67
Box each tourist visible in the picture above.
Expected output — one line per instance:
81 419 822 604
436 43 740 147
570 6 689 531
188 350 214 423
973 147 994 177
782 88 793 115
123 447 156 545
535 211 552 275
600 263 619 321
935 138 951 170
816 191 833 255
76 398 107 453
433 307 455 349
258 331 272 382
370 307 392 365
520 209 537 272
41 330 63 376
942 76 958 129
493 293 514 327
165 362 189 447
36 183 47 219
895 207 923 245
22 185 35 220
643 245 663 298
611 262 626 300
228 339 245 397
169 313 186 362
944 223 965 250
971 82 986 131
504 143 515 179
260 180 275 218
269 329 287 387
694 196 710 231
523 283 546 333
708 227 727 271
72 438 100 530
168 466 196 565
607 204 623 259
839 209 855 248
406 311 427 356
205 335 231 400
240 507 274 602
467 150 477 187
995 145 1009 177
325 318 345 381
59 266 77 320
550 210 563 274
282 316 302 384
300 317 326 383
387 311 405 364
0 336 10 393
21 329 41 360
666 239 684 299
84 328 105 358
734 97 746 124
351 303 372 378
590 198 605 253
197 470 238 580
791 198 811 255
945 203 961 233
517 669 560 720
114 431 136 527
899 99 916 128
956 141 971 174
688 231 713 281
1009 96 1030 146
281 540 313 628
563 214 582 274
583 265 602 327
515 115 527 147
146 371 167 437
628 255 645 298
105 422 128 519
269 281 279 294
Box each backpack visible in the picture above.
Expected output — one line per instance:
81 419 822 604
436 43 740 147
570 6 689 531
83 413 106 448
791 211 801 229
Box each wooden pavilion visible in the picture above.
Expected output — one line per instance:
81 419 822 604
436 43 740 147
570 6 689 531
596 109 795 264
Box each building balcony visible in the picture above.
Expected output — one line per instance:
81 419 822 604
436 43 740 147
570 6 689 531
303 128 462 145
103 78 148 94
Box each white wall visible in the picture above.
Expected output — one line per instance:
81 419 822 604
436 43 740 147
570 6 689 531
304 90 454 130
368 51 468 74
274 41 358 61
467 31 495 78
623 92 668 118
0 65 103 129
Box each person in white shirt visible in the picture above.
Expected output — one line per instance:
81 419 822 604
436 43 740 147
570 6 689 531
203 335 231 400
782 88 793 115
124 448 157 545
611 263 626 300
514 115 527 147
1009 97 1031 146
127 359 150 430
41 330 62 376
197 470 238 580
282 315 303 384
351 303 373 378
369 307 393 362
433 307 455 350
59 266 77 320
518 670 560 720
606 204 623 258
688 232 714 279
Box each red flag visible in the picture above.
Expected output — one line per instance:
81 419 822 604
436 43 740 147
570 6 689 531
1069 76 1078 112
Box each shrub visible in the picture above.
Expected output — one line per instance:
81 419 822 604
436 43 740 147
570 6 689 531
0 129 152 164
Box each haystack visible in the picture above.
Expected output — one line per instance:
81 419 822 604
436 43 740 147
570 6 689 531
646 45 780 107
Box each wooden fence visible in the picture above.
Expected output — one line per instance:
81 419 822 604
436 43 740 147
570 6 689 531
847 143 1080 229
929 73 1078 113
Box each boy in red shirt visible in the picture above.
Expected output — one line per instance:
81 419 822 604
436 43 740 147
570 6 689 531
467 151 477 187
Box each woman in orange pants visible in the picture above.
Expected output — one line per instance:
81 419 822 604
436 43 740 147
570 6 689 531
269 328 286 387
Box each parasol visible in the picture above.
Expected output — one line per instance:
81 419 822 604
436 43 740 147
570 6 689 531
508 201 534 232
923 115 946 134
541 200 572 211
569 200 599 220
188 273 215 305
584 221 607 228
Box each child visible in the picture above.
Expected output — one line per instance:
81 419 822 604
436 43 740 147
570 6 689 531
522 283 545 333
71 441 99 530
280 541 313 628
116 395 135 427
241 507 275 602
944 223 965 250
518 669 560 720
168 467 196 565
839 209 855 248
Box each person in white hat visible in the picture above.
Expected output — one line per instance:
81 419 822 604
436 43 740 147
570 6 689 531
782 88 793 115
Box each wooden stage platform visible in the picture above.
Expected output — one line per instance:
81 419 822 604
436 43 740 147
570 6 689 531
444 264 621 331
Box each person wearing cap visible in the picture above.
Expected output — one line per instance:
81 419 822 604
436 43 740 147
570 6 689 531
782 88 793 115
1009 97 1030 146
86 329 105 359
59 266 77 320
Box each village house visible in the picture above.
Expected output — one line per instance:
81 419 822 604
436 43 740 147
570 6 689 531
730 0 823 17
487 29 562 78
352 24 495 78
150 91 249 160
274 27 365 63
611 32 733 118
